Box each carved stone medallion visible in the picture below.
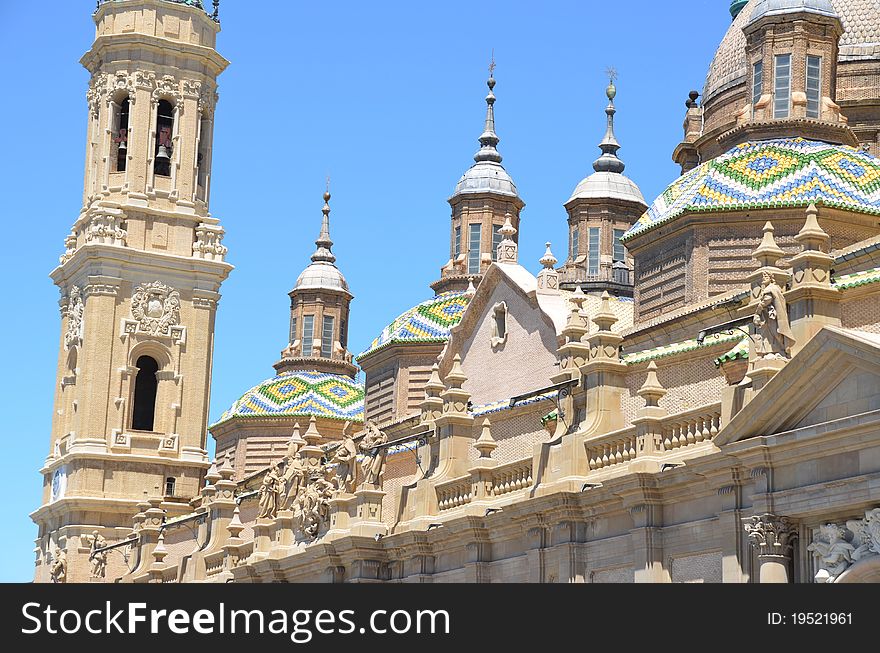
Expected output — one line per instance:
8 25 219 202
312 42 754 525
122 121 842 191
130 281 181 336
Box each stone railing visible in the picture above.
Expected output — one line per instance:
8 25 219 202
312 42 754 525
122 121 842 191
204 550 225 578
661 404 721 451
436 477 472 511
490 459 533 496
586 427 638 471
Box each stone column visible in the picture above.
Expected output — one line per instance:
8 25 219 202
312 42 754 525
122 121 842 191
743 513 797 583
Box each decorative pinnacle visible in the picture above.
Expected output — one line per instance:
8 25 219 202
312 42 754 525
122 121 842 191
475 58 502 165
752 221 784 269
540 242 558 269
593 69 625 175
311 186 336 264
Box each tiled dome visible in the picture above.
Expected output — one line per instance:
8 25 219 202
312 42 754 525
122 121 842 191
294 261 350 293
212 371 365 427
358 291 473 359
623 138 880 241
704 0 880 104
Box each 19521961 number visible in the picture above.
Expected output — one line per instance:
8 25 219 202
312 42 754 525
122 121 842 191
769 613 853 625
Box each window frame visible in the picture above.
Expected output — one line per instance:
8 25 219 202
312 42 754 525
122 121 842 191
587 226 600 276
302 314 315 357
773 53 791 119
752 60 763 114
468 223 482 275
613 228 626 263
806 55 821 119
321 315 335 358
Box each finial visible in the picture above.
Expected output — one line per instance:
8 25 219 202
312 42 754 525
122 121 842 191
638 361 667 408
796 202 829 252
539 242 558 269
593 70 625 175
752 221 784 269
466 278 476 293
474 417 497 459
496 213 518 264
212 0 220 22
311 186 336 264
474 60 502 164
592 291 618 332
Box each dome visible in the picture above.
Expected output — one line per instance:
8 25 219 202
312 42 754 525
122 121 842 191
623 138 880 241
567 171 646 205
294 261 349 293
211 371 365 428
453 160 519 198
704 0 880 104
358 290 473 359
749 0 837 23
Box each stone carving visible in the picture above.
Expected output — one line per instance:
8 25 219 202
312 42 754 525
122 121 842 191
111 71 136 103
359 420 388 488
331 421 359 494
134 70 156 91
808 524 854 583
192 224 228 261
152 74 182 107
743 513 797 558
86 73 107 118
50 547 67 584
89 531 108 579
753 271 794 359
809 508 880 582
199 86 219 116
85 210 127 246
257 462 283 519
291 468 336 539
64 286 84 350
130 281 181 336
60 233 77 265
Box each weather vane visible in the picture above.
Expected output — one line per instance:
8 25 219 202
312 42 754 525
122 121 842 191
489 49 496 77
606 66 618 82
326 175 331 194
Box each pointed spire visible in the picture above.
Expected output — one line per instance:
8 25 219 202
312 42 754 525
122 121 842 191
540 242 558 269
593 69 626 174
638 361 667 408
753 221 784 268
474 417 497 459
592 291 618 332
474 56 503 164
311 186 336 264
496 213 518 264
795 202 829 252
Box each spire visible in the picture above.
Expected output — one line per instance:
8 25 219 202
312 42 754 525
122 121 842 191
474 55 503 164
311 185 336 264
593 69 625 174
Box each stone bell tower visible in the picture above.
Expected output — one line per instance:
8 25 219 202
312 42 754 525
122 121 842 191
31 0 232 583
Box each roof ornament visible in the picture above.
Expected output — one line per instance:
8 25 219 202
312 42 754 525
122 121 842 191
474 52 503 164
311 182 336 264
496 213 518 264
592 68 626 175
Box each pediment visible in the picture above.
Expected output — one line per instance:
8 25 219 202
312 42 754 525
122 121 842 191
715 327 880 445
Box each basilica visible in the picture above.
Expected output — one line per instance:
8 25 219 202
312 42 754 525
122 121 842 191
32 0 880 583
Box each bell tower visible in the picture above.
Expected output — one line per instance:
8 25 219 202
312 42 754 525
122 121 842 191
31 0 232 583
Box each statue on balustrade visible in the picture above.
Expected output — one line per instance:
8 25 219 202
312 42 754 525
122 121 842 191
332 421 359 494
50 547 67 584
89 531 108 579
753 272 794 359
359 420 388 488
257 462 283 519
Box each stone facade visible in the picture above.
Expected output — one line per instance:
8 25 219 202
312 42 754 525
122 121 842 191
34 0 880 584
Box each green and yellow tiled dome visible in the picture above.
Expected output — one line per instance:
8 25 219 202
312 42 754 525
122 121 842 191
357 290 473 359
211 371 364 428
622 138 880 242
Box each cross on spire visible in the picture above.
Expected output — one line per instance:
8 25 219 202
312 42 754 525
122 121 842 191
489 50 496 77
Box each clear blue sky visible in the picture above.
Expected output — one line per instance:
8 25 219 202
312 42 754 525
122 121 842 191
0 0 730 581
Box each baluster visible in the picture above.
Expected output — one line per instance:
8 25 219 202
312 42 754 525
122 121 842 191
700 415 710 442
628 438 637 461
710 413 719 439
601 445 610 468
671 423 680 449
686 420 696 445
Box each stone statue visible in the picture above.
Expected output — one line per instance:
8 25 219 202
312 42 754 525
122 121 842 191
332 421 359 494
753 272 794 359
808 524 854 583
89 531 108 579
50 548 67 584
359 420 388 488
282 455 307 510
257 462 282 519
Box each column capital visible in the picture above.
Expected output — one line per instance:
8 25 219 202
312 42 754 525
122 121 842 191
743 513 797 559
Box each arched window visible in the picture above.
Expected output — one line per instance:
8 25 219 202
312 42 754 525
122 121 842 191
154 100 174 177
132 355 159 431
113 97 130 172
